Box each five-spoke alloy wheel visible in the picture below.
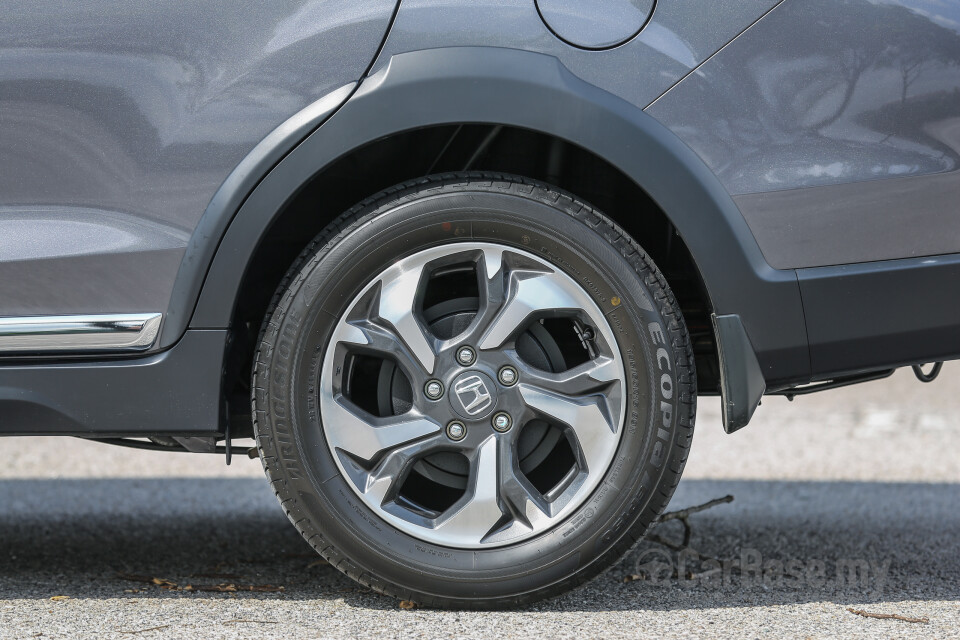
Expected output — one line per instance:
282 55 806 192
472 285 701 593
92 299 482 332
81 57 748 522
322 242 625 548
253 174 695 608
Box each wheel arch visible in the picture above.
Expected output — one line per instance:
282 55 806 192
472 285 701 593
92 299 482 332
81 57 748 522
169 47 810 432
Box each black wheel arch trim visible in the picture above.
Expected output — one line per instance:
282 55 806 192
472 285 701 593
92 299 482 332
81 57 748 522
174 46 812 418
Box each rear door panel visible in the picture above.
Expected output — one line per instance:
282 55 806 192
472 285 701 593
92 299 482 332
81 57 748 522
0 0 397 318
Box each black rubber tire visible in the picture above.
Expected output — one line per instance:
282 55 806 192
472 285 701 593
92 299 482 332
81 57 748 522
252 173 696 609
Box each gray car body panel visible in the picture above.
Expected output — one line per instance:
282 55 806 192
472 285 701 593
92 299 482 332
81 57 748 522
647 0 960 269
372 0 782 111
0 0 398 319
1 0 782 340
2 0 960 436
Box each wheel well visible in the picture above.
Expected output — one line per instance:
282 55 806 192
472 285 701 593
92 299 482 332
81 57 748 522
224 124 718 436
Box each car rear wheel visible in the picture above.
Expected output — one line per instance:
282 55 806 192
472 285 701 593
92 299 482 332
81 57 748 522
252 173 695 608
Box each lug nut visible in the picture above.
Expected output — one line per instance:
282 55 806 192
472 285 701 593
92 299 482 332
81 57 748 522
498 366 518 386
491 412 512 433
446 421 467 441
424 379 444 400
456 346 476 366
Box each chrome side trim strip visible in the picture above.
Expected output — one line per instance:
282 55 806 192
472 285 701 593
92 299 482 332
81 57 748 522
0 313 162 354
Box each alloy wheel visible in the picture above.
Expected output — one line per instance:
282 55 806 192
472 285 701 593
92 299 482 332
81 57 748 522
319 242 625 548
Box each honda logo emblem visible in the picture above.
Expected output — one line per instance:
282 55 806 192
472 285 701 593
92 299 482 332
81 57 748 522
454 375 493 416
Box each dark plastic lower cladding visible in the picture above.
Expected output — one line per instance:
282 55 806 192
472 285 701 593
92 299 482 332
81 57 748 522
798 253 960 378
0 330 225 435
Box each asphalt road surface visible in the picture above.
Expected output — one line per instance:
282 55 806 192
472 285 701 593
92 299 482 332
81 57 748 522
2 366 958 639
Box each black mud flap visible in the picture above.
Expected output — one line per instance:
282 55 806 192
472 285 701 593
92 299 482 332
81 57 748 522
712 314 766 433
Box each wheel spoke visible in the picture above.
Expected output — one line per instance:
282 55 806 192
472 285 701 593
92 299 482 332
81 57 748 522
375 263 436 374
329 397 442 462
361 438 441 507
479 246 506 285
511 354 621 397
500 442 552 528
518 384 619 474
461 247 507 343
478 268 596 350
435 436 504 544
337 316 431 384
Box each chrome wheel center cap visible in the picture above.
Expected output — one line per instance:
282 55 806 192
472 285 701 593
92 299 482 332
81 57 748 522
449 370 498 420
